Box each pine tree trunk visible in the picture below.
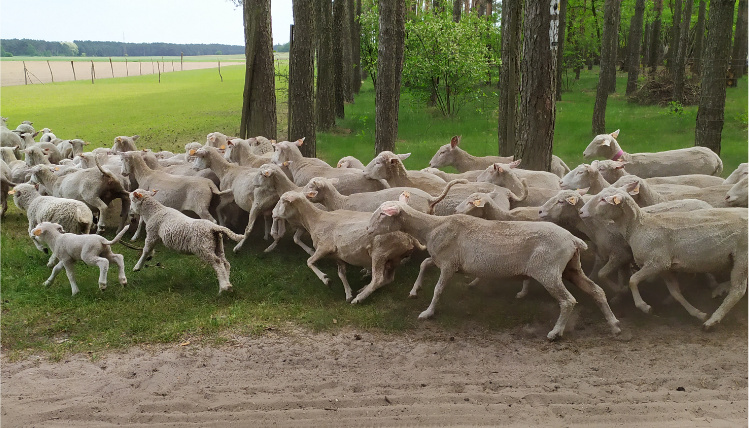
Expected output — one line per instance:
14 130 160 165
316 0 336 131
606 0 622 93
452 0 462 22
332 0 349 117
668 0 683 72
343 0 355 103
643 21 651 72
592 0 619 134
352 0 363 93
625 0 645 96
649 0 663 73
516 0 556 172
731 0 748 78
672 0 692 103
692 1 707 75
695 0 736 156
374 0 405 154
555 0 568 101
498 0 522 157
290 0 317 157
240 0 277 140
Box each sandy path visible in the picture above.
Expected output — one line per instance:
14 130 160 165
1 60 243 87
3 317 746 427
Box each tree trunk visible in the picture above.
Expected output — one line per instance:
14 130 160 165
672 0 692 103
498 0 522 157
351 0 363 94
606 0 622 93
344 0 355 103
692 1 707 75
643 21 651 72
556 0 568 101
452 0 462 22
316 0 336 131
695 0 736 156
626 0 645 96
375 0 405 154
731 0 748 78
668 0 683 72
332 0 349 118
240 0 277 140
592 0 619 134
516 0 556 172
290 0 317 157
649 0 663 72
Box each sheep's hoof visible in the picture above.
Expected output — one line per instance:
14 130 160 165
43 281 51 287
219 285 233 294
351 297 361 305
417 310 433 320
408 293 418 299
702 320 717 331
636 303 652 314
345 295 354 303
232 243 243 253
546 331 562 341
321 276 331 286
120 280 128 287
515 291 528 299
133 266 141 272
696 312 709 322
610 323 622 335
98 283 107 291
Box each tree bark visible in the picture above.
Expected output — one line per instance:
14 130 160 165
374 0 405 154
648 0 663 73
352 0 363 92
625 0 645 96
592 0 620 134
333 0 349 118
316 0 336 131
672 0 692 103
695 0 736 156
498 0 522 157
452 0 462 22
605 0 622 93
290 0 317 157
516 0 556 172
555 0 568 101
240 0 277 140
731 0 748 78
668 0 683 72
643 21 651 72
692 1 707 75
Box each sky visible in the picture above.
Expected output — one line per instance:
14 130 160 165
0 0 294 46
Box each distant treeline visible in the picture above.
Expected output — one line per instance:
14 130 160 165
0 39 246 58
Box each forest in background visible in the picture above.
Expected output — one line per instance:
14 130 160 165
0 39 246 58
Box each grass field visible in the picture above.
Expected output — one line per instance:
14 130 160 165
1 65 746 360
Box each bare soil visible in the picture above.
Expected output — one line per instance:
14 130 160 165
3 308 747 427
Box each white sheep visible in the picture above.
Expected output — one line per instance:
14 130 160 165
224 139 272 167
15 121 35 134
57 139 89 159
591 159 726 188
129 189 244 294
12 182 94 238
336 155 366 169
724 163 748 185
362 151 447 195
725 175 748 207
31 222 129 295
111 135 140 153
39 128 57 143
583 129 723 177
476 163 558 207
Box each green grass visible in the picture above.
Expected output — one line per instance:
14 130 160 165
1 66 746 360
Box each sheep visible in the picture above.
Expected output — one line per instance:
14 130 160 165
15 120 35 134
206 132 231 148
362 151 447 195
31 222 130 296
725 175 748 207
30 157 130 233
560 162 701 195
1 147 30 184
592 159 726 188
582 129 723 177
336 156 366 169
129 189 244 294
366 200 621 340
56 139 89 159
610 175 735 208
272 191 423 303
223 139 272 168
420 167 481 182
119 151 230 225
0 117 7 128
480 160 561 190
579 188 747 329
1 128 26 150
39 128 57 143
302 176 466 214
476 163 559 207
454 191 540 221
111 135 140 153
273 139 386 194
246 136 275 155
1 160 17 217
12 182 94 238
724 163 748 185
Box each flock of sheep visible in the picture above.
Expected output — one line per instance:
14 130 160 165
1 117 747 340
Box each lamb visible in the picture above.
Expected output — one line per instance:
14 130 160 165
336 156 366 169
725 175 748 207
129 189 246 294
1 160 17 217
591 159 726 188
724 163 748 185
611 175 735 208
579 188 747 329
111 135 140 153
302 176 465 214
583 129 723 177
56 139 89 159
476 163 559 207
224 138 272 168
31 222 130 296
12 182 94 238
273 139 386 194
366 200 621 340
272 191 423 303
362 151 447 195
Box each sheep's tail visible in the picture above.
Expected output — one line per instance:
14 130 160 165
427 179 468 214
94 154 118 182
213 187 233 196
217 226 244 242
508 178 528 203
713 154 724 177
104 224 130 246
571 235 588 251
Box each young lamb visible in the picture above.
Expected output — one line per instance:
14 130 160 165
725 175 748 207
591 159 725 188
366 200 621 340
336 156 366 170
583 129 723 177
724 163 748 185
111 135 141 153
579 188 747 329
611 175 735 208
31 222 130 296
129 189 246 294
272 191 423 303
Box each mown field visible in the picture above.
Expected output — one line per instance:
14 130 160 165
1 65 746 360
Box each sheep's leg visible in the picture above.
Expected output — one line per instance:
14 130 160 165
418 266 454 320
410 257 434 298
627 263 663 314
335 261 354 302
46 253 58 269
293 228 315 256
597 256 631 296
563 253 621 335
131 218 145 241
352 257 388 304
133 236 159 271
61 261 80 296
535 273 577 341
662 272 708 321
109 253 127 286
210 259 233 294
516 279 532 299
703 260 748 330
307 247 334 286
263 214 272 241
91 256 110 291
233 205 263 253
43 261 65 287
93 199 109 233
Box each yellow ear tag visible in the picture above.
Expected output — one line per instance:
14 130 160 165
189 149 196 156
612 195 622 205
54 167 60 171
566 196 578 205
220 145 226 150
263 170 271 177
33 229 42 236
472 199 482 207
7 190 15 195
282 161 290 167
307 192 316 198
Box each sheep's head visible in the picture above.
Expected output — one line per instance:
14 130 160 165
368 200 405 235
610 175 644 202
538 189 587 222
725 176 748 207
583 129 621 159
476 161 522 189
560 163 597 190
455 192 488 216
579 187 630 221
30 221 64 240
428 135 461 168
362 151 410 180
272 191 305 222
270 138 304 165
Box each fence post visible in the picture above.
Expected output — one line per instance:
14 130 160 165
91 61 95 84
172 61 174 72
71 61 76 80
151 60 155 74
158 61 161 83
125 57 129 77
218 60 223 82
110 57 114 77
23 61 28 85
139 61 142 75
181 52 183 71
47 60 54 83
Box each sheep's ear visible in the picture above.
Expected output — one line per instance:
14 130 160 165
493 163 504 173
472 198 486 207
508 159 521 169
132 191 143 199
296 138 305 146
398 153 411 160
336 160 344 168
577 187 589 196
450 136 460 148
56 224 64 233
591 160 599 169
262 169 272 177
605 194 622 205
389 157 400 165
33 228 42 236
227 140 235 146
615 161 627 169
150 189 159 196
133 135 140 141
7 189 15 195
626 181 640 195
83 141 90 145
610 129 620 139
399 191 410 203
116 137 122 142
209 136 215 143
32 131 40 138
381 204 400 216
282 161 291 167
306 190 318 199
565 196 578 205
271 140 276 144
600 138 611 147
